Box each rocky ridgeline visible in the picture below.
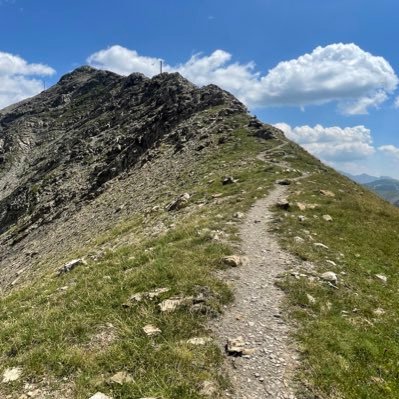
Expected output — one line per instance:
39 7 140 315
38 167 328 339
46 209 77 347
0 67 245 234
0 66 277 287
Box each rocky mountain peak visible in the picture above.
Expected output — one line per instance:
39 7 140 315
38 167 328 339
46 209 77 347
0 66 261 255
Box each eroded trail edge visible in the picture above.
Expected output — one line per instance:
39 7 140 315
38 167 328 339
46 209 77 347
213 184 299 399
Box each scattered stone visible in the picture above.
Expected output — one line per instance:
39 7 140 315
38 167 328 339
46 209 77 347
320 189 335 197
222 176 237 185
294 236 304 243
370 376 385 385
326 260 337 266
276 179 291 185
320 271 338 284
296 202 307 211
147 287 170 299
2 367 22 382
222 255 246 267
322 214 333 222
306 293 316 304
225 337 256 357
199 380 218 397
226 336 245 355
298 215 306 222
143 324 161 337
242 347 257 356
276 198 290 210
313 242 329 249
123 287 170 307
296 202 319 210
373 308 385 316
210 230 229 241
233 212 245 219
187 337 213 345
375 274 387 283
166 193 190 211
159 297 188 312
11 276 21 286
57 258 87 276
89 392 113 399
110 371 134 385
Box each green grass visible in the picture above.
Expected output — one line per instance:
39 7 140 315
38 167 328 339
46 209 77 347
7 111 398 398
0 115 293 398
273 149 399 399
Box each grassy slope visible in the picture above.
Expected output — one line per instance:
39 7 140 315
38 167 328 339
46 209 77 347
0 114 295 398
274 146 399 398
3 112 399 398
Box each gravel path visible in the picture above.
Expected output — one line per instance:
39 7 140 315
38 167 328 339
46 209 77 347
213 183 300 399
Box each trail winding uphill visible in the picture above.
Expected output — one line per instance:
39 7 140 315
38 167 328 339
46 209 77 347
213 183 301 399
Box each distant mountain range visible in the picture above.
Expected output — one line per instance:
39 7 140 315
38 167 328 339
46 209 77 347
342 172 399 206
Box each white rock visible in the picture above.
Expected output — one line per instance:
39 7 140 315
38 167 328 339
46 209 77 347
314 242 329 249
294 236 304 243
233 212 245 219
222 255 246 267
226 336 248 355
199 380 218 397
2 367 22 382
127 288 170 303
89 393 113 399
159 297 188 312
320 271 338 284
322 214 333 222
57 258 87 275
320 189 335 197
166 193 190 211
375 274 387 283
296 202 307 211
110 371 134 385
186 337 213 345
143 324 161 337
147 287 170 299
326 260 337 266
373 308 385 316
306 294 316 304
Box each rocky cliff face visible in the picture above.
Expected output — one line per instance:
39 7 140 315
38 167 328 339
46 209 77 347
0 66 277 287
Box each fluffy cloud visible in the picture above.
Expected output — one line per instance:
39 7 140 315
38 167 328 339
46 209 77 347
395 97 399 108
258 43 397 114
87 46 161 77
0 51 55 109
88 46 259 104
274 123 375 162
87 43 398 114
378 144 399 159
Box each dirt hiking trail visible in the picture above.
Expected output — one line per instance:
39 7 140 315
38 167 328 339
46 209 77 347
213 183 300 399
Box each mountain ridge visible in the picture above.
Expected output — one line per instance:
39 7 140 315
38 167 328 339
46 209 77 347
0 67 398 399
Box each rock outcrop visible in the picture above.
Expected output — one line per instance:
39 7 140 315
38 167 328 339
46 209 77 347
0 66 279 288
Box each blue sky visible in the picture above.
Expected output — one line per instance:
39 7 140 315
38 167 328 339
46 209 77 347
1 0 399 177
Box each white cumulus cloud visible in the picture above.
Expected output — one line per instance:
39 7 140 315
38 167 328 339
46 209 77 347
274 123 375 162
87 43 398 114
378 144 399 159
0 51 55 109
87 45 161 77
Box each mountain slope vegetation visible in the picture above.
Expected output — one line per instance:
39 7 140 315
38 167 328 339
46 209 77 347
0 67 398 399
